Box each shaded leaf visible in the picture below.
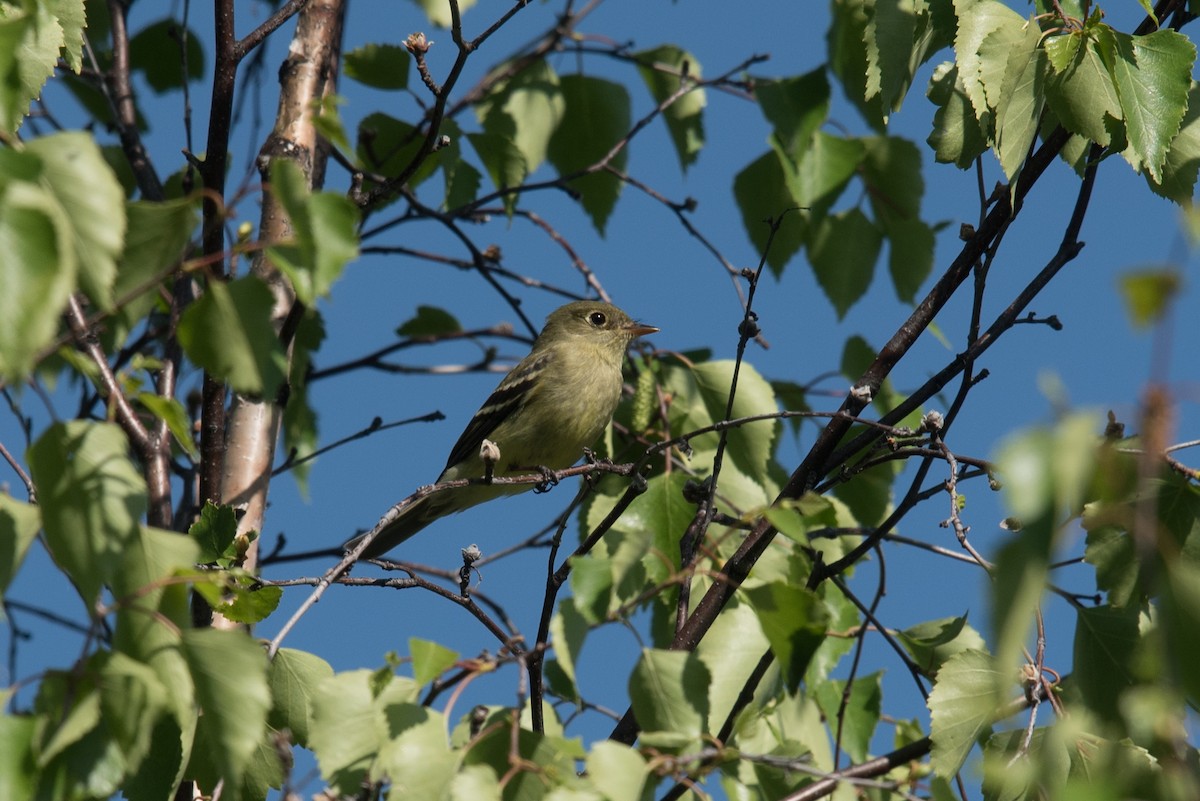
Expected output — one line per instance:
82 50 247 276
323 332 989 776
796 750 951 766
755 69 830 163
398 305 463 337
733 150 805 276
926 62 989 168
897 615 988 677
813 671 882 762
628 649 710 751
635 45 705 172
27 422 146 605
547 75 631 235
266 160 359 305
0 175 76 380
0 493 40 599
476 59 564 177
744 581 829 693
182 628 271 785
178 276 288 397
344 43 410 89
128 18 205 93
807 208 882 319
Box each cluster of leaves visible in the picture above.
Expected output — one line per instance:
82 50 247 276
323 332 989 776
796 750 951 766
1 0 1199 800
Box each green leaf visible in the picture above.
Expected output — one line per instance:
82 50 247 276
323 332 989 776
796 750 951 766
813 671 882 762
635 45 705 172
397 305 463 337
409 638 459 686
755 69 831 163
690 360 779 486
312 93 353 154
989 17 1046 182
128 18 205 93
0 178 75 381
954 0 1025 121
569 552 615 624
548 598 589 700
744 581 829 693
1148 80 1200 202
0 712 37 801
269 649 334 748
188 501 240 563
885 217 935 302
356 112 441 201
136 393 199 460
789 131 865 212
309 670 382 790
266 160 360 305
862 135 924 223
344 43 410 89
1044 31 1123 148
628 649 710 752
459 710 582 796
926 62 990 168
309 670 419 792
376 703 456 796
177 276 288 396
1119 268 1182 329
1083 525 1140 606
865 0 918 114
807 208 882 319
476 59 564 178
182 628 271 785
1105 28 1196 182
466 131 526 215
1073 604 1139 722
0 493 40 599
113 197 199 344
586 741 648 801
33 667 102 764
213 578 282 624
547 75 631 235
98 651 169 774
928 649 1002 778
733 150 804 276
897 615 988 677
27 422 146 606
449 764 502 801
24 132 126 311
410 0 477 27
282 310 325 496
1163 560 1200 705
829 0 886 129
695 603 771 727
0 2 60 133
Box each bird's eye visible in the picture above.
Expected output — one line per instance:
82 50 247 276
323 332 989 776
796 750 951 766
588 311 607 327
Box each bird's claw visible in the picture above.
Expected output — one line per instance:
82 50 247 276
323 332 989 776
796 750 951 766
533 465 559 494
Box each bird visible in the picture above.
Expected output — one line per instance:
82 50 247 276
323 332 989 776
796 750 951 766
350 300 658 557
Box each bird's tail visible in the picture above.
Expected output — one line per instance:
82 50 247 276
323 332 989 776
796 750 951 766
345 493 448 558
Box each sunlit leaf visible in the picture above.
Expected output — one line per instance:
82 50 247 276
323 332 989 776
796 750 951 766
928 649 1002 778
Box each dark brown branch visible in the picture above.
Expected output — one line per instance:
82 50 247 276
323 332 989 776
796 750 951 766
104 0 164 200
234 0 310 61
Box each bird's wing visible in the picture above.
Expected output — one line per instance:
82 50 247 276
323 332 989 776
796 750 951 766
441 351 553 472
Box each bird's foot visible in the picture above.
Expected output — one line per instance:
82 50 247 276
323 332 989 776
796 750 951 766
533 465 559 494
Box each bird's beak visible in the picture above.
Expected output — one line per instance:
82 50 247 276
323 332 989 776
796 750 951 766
625 321 659 338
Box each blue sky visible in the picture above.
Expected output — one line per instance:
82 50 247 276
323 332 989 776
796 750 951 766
4 0 1198 794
